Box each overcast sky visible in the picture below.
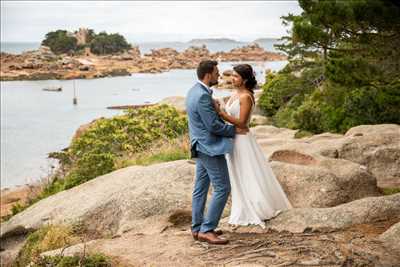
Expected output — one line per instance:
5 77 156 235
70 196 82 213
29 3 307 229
1 1 302 43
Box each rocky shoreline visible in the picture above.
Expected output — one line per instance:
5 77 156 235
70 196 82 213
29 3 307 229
0 43 286 81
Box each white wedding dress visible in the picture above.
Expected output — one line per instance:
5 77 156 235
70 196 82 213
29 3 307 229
224 94 292 228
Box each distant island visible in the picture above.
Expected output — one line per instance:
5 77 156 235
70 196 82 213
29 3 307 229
41 28 131 55
188 38 244 44
253 38 279 43
188 37 280 45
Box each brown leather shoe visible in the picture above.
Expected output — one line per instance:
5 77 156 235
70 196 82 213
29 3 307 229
192 231 199 240
192 229 223 240
198 231 229 245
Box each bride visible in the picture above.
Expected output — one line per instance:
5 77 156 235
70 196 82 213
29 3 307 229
214 64 292 228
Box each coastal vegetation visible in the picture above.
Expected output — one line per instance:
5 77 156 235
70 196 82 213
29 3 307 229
259 0 400 133
32 254 111 267
89 31 132 55
41 30 79 55
58 104 187 188
14 224 111 267
9 105 189 217
41 29 131 55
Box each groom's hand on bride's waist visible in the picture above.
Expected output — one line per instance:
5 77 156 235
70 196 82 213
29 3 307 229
236 127 249 135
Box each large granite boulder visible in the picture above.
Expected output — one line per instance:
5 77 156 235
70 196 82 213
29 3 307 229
255 124 400 189
270 154 380 208
379 221 400 254
1 160 195 239
339 124 400 188
265 193 400 233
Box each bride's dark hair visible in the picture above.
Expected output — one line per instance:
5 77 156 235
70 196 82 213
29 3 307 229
233 64 257 93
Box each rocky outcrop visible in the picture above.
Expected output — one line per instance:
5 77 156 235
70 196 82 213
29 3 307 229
215 43 287 62
339 124 400 188
0 160 195 239
145 48 179 58
1 43 287 81
180 45 210 60
0 234 26 267
26 46 58 61
1 185 41 219
380 221 400 254
270 155 380 208
169 45 212 70
254 124 400 189
128 46 141 58
264 193 400 233
251 125 297 140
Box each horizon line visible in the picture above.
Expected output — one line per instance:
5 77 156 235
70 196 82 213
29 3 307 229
1 37 282 44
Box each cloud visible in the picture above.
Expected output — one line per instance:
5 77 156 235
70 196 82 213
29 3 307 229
1 1 302 42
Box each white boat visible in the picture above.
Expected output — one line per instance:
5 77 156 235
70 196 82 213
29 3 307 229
42 86 62 92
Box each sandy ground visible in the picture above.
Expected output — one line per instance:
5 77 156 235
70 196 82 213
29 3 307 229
63 217 400 267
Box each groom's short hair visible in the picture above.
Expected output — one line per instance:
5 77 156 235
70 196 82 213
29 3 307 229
197 60 218 80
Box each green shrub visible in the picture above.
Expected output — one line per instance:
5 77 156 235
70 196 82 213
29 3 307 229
258 66 322 117
14 225 77 267
41 29 131 55
294 130 314 139
292 96 325 133
61 104 188 189
42 30 78 54
10 202 25 215
268 0 400 134
118 134 190 167
132 149 189 166
259 73 300 116
89 31 131 55
259 62 400 134
341 83 400 131
273 93 304 129
380 188 400 195
33 253 111 267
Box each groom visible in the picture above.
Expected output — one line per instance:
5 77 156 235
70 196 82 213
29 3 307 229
186 60 247 245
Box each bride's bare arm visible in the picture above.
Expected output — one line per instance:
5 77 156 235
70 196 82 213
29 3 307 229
217 94 253 129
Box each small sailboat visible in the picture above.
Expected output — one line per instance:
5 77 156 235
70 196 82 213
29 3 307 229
42 86 62 92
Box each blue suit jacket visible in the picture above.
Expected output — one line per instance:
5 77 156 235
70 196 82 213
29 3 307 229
186 82 236 157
